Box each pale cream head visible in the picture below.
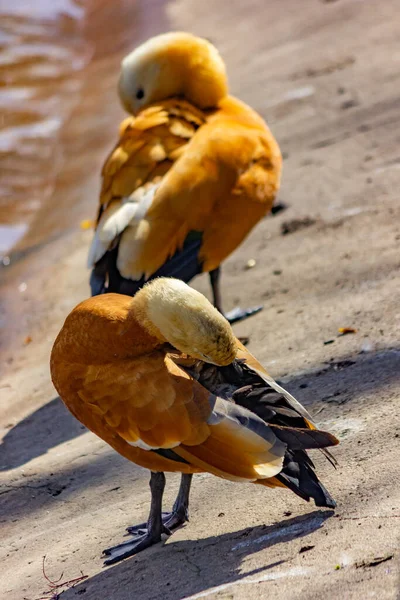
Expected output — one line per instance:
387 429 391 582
134 278 237 366
118 32 229 115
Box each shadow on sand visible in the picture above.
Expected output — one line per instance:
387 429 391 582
1 396 86 471
3 349 400 597
60 510 333 600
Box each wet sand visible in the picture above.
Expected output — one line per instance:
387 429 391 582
1 1 399 599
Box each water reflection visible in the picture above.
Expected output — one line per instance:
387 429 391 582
0 0 90 257
0 223 28 256
0 0 171 259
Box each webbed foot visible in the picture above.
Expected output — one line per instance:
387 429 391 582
224 305 263 325
103 523 171 565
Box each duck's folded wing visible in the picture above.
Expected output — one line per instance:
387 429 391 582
72 353 288 481
174 395 287 481
99 103 204 212
88 101 205 269
233 342 339 467
119 118 281 278
235 342 317 428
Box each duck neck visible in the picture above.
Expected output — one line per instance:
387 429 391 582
127 290 167 351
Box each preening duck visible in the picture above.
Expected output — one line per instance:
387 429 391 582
50 278 338 565
88 32 282 324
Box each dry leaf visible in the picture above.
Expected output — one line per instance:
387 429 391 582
338 327 357 335
80 219 95 231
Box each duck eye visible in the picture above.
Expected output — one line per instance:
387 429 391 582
136 88 144 100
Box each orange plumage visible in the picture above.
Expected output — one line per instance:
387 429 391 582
88 33 281 321
51 278 338 564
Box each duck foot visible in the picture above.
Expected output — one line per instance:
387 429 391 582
103 524 171 566
209 268 263 325
126 508 188 536
103 471 168 566
224 305 263 325
107 473 192 564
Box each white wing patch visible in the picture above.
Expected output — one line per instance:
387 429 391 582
87 182 160 269
126 438 180 450
87 202 122 268
126 438 157 451
131 183 160 223
116 182 161 279
99 202 139 244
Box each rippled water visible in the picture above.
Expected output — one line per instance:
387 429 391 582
0 0 172 261
0 0 91 258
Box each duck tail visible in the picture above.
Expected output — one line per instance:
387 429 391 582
278 449 336 508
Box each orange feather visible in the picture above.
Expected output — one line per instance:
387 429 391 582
89 38 282 281
51 294 282 480
51 281 338 492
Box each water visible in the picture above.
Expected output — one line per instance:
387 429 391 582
0 223 28 257
0 0 91 258
0 0 172 260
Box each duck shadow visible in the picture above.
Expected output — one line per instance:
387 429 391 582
0 396 86 471
61 509 333 600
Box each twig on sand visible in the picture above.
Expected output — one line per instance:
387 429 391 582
31 555 88 600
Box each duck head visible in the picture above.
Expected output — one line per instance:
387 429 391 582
118 32 228 115
133 277 237 366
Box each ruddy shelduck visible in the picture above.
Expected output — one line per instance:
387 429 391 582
51 278 338 565
88 32 282 324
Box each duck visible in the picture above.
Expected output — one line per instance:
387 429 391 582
50 277 338 565
88 32 282 324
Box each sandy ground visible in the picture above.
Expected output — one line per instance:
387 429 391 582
1 0 400 598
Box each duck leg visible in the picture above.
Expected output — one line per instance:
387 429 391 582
166 472 192 529
102 471 168 565
209 267 263 325
209 267 223 314
126 473 192 536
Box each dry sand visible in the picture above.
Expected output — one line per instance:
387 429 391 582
1 1 399 598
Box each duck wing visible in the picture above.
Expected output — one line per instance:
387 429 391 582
56 349 291 483
176 346 338 508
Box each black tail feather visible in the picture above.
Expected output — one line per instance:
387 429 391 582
277 450 336 508
269 424 339 451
